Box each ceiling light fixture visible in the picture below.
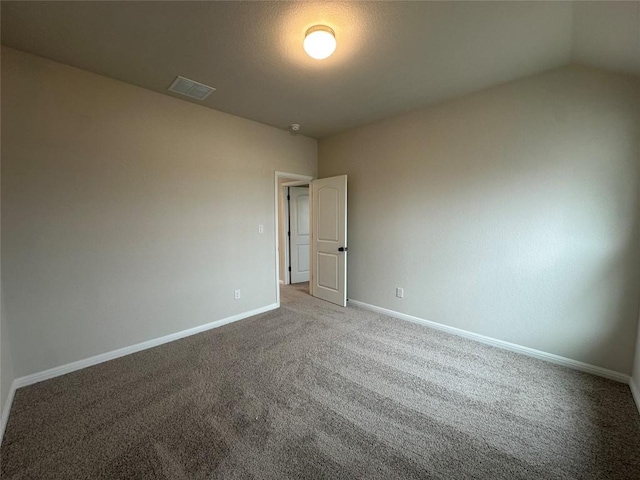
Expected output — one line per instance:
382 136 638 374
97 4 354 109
303 25 336 60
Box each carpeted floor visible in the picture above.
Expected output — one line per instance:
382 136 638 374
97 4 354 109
1 283 639 479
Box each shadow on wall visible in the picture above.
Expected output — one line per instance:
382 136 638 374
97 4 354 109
320 65 640 375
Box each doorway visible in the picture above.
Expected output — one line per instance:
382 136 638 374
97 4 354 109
275 172 313 306
274 171 348 307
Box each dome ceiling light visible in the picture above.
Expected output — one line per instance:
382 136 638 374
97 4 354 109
303 25 336 60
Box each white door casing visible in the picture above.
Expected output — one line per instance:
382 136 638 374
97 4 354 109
274 172 314 307
310 175 347 307
289 186 310 283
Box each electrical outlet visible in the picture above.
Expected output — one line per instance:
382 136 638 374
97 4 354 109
258 224 264 234
396 287 404 298
234 289 241 300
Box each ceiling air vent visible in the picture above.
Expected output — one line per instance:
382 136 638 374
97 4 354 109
168 76 215 100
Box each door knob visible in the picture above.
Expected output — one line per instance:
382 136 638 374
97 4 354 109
338 247 348 252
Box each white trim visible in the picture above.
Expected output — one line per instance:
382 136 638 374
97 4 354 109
274 172 313 306
0 302 278 444
348 299 630 384
2 300 636 443
281 180 310 187
15 303 278 388
630 377 640 415
0 382 17 443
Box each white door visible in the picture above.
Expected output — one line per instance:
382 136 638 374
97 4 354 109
310 175 347 307
289 186 310 283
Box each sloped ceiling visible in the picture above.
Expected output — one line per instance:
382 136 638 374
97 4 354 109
1 1 638 138
572 1 640 76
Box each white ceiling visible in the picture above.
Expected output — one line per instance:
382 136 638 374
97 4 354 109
1 1 638 138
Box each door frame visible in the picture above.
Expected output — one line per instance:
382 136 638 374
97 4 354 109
274 171 314 306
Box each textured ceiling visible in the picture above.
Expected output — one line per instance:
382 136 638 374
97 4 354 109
1 2 637 138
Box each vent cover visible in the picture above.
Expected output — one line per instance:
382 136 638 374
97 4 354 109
168 76 215 100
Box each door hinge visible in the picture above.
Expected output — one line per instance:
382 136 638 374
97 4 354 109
287 231 291 237
288 266 291 272
287 195 290 200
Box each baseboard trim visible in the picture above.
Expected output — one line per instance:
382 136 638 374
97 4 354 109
0 382 17 444
14 302 279 389
0 302 278 444
630 377 640 415
349 299 630 384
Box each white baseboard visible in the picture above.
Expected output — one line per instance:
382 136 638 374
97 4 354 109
348 299 630 384
0 302 278 444
2 299 635 443
630 377 640 415
0 382 17 443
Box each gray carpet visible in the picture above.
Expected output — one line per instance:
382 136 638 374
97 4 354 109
1 283 639 479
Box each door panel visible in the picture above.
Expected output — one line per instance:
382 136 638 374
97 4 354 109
311 175 347 306
317 252 339 290
296 195 310 235
296 245 310 274
317 187 339 241
289 186 310 283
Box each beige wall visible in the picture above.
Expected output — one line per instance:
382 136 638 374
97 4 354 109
319 65 640 374
1 47 316 377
